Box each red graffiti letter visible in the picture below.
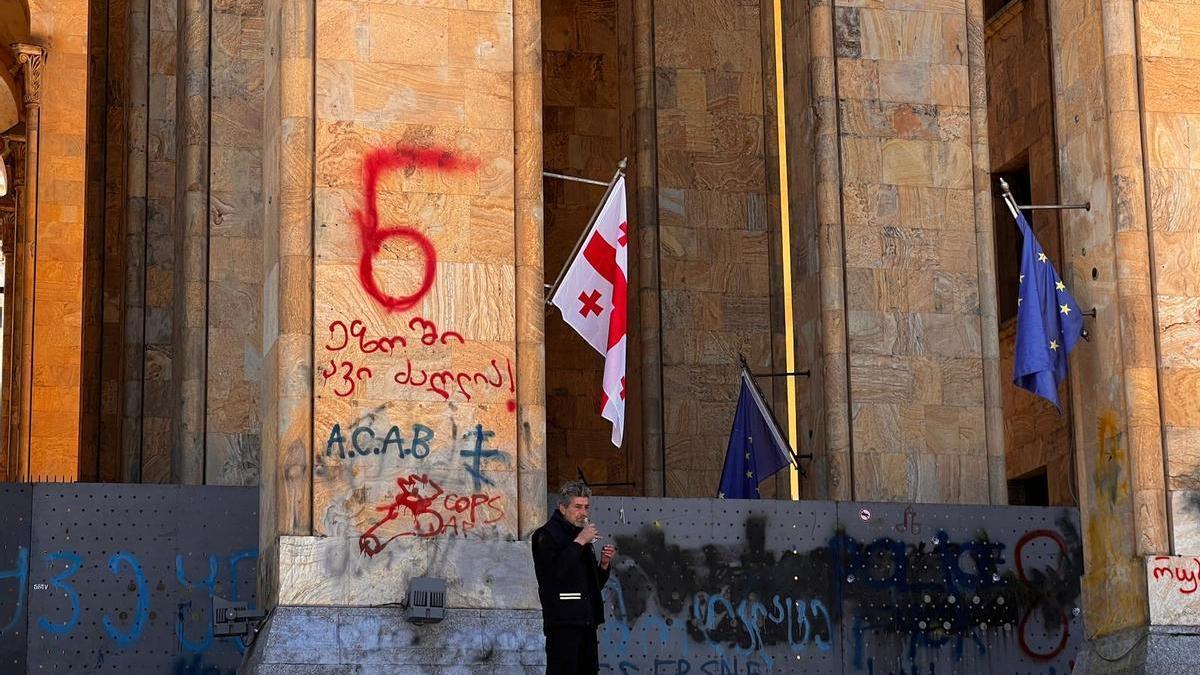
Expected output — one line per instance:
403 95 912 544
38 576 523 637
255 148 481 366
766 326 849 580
353 146 478 312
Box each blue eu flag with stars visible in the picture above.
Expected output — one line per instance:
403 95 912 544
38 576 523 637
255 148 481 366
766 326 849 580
1013 210 1083 410
718 369 793 499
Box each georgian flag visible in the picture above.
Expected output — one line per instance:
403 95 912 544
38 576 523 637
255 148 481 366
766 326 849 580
550 176 628 447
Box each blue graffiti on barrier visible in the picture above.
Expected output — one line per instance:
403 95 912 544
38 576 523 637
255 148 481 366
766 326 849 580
599 572 834 673
0 545 257 664
103 552 149 646
36 551 83 635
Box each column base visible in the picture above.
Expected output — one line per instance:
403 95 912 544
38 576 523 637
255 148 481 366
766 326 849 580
1072 625 1200 674
239 605 545 674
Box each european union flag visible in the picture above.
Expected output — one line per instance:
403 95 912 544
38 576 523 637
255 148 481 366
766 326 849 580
718 369 794 499
1013 210 1083 410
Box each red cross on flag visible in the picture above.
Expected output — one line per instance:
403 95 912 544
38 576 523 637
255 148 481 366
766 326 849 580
550 175 628 447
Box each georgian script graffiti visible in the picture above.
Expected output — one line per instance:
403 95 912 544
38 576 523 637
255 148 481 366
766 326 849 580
320 317 512 405
393 356 514 402
1152 556 1200 595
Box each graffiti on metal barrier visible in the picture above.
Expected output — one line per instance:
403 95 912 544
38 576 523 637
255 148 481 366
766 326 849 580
596 507 1082 674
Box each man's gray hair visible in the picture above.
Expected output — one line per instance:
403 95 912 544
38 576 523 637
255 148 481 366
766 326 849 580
557 480 592 506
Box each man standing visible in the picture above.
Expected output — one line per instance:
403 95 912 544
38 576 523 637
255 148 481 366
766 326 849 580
532 481 616 674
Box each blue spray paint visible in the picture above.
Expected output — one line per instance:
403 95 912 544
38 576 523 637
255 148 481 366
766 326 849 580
102 552 149 647
0 547 28 634
176 554 219 653
37 551 82 635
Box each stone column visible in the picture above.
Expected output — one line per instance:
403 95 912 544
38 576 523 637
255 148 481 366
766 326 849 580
247 0 547 668
0 151 20 481
173 0 210 484
823 2 998 502
10 43 43 484
632 0 665 497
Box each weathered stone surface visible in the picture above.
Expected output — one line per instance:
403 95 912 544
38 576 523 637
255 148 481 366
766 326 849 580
278 535 540 609
241 605 544 673
1147 555 1200 625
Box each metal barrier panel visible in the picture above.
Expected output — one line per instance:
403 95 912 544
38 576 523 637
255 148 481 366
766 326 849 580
591 497 840 674
590 497 1083 675
837 501 1082 675
0 483 31 673
1 483 258 675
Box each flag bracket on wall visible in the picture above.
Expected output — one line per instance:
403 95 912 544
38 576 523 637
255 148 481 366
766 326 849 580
749 369 811 379
736 354 811 466
576 467 637 490
544 157 629 303
998 177 1090 211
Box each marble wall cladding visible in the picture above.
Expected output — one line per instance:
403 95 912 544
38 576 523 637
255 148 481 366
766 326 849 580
111 0 264 485
27 0 91 480
652 0 774 497
206 0 266 486
834 1 990 502
310 0 527 542
1139 1 1200 551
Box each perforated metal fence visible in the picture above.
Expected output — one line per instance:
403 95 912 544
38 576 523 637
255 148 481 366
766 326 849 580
591 497 1083 675
0 483 258 675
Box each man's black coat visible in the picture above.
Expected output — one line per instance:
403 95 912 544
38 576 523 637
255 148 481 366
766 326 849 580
531 509 610 628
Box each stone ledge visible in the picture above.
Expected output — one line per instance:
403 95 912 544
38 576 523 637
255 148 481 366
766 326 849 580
277 535 540 609
240 605 545 674
1073 625 1200 675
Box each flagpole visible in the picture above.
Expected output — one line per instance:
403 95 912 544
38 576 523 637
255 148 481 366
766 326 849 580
998 178 1022 222
737 354 803 466
544 158 628 305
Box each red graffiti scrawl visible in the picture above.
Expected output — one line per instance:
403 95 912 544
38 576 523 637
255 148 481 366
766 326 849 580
352 145 480 312
358 473 504 557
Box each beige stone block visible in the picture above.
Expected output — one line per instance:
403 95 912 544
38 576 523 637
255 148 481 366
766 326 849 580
859 8 941 63
930 64 968 106
932 140 972 190
1153 232 1200 296
448 10 513 72
1149 167 1200 231
838 58 879 100
844 224 977 272
849 353 914 403
878 60 929 103
353 63 467 126
959 454 989 504
1163 368 1200 428
878 451 915 499
940 13 965 65
368 4 449 66
898 186 946 228
881 138 932 186
1147 555 1200 625
1143 57 1200 113
1147 113 1192 170
1140 2 1200 59
882 0 964 12
315 1 359 61
467 69 514 131
1169 490 1200 553
1166 427 1200 491
1159 295 1200 368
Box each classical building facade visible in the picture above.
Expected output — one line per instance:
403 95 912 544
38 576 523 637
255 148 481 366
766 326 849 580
1 0 1198 669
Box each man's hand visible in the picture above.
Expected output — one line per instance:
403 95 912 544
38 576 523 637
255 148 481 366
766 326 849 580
600 544 616 569
574 522 598 546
